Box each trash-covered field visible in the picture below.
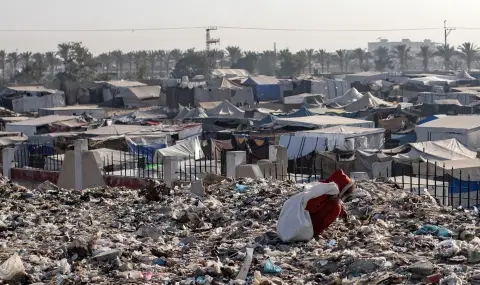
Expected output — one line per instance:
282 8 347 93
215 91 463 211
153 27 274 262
1 176 480 284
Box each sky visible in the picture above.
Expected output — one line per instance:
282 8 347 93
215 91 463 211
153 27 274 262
2 0 480 54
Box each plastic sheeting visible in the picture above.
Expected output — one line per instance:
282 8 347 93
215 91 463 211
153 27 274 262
343 92 393 112
325 88 363 106
384 138 477 162
279 135 327 159
206 100 245 118
153 137 204 162
11 93 66 113
413 158 480 181
296 126 385 151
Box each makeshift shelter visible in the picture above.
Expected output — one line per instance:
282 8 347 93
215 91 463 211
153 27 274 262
325 88 363 107
205 100 245 118
183 107 208 119
210 69 249 78
383 138 477 162
417 92 480 106
275 115 375 129
344 92 393 112
5 115 82 136
355 150 393 178
417 114 447 125
279 106 315 118
416 116 480 149
296 126 385 151
0 86 66 113
243 76 281 101
174 107 191 120
153 137 204 162
108 85 160 108
39 105 106 119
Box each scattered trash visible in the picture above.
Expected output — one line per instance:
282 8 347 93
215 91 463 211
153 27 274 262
0 253 26 281
235 183 248 193
414 224 451 238
153 258 166 266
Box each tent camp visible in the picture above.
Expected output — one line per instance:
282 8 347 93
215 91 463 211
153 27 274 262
325 88 363 107
174 107 191 120
344 92 393 112
296 126 385 151
276 115 374 129
183 107 208 119
205 100 245 118
279 106 315 118
416 115 480 149
383 138 477 161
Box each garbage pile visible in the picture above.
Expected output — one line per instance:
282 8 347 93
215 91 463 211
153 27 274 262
1 176 480 284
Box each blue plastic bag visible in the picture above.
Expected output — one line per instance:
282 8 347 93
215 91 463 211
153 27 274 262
236 184 248 193
264 258 283 273
414 224 451 238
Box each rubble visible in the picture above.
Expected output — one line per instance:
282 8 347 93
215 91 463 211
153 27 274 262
1 176 480 284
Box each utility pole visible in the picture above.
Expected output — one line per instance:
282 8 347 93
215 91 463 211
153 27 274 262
444 20 455 47
205 27 220 80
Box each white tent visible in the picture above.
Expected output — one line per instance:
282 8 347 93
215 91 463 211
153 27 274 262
206 100 245 118
153 137 204 162
344 92 393 112
183 107 208 119
383 138 477 162
416 115 480 149
174 107 191 120
296 125 385 151
457 70 475 80
325 88 363 106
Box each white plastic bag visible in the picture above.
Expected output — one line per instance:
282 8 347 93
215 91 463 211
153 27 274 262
0 253 25 281
276 182 339 242
436 239 460 258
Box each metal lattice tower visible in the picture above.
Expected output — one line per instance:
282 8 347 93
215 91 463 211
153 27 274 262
205 26 220 79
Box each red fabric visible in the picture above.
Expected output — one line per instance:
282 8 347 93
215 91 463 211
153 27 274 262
305 169 352 235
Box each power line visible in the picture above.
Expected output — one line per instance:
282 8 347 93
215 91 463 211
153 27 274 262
0 26 445 33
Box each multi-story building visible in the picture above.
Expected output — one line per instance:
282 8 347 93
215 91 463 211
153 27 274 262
368 39 439 54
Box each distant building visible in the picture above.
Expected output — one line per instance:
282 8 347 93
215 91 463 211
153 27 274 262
368 39 439 54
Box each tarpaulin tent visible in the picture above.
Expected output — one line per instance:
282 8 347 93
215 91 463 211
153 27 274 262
416 115 480 149
153 137 204 162
325 88 363 107
174 107 191 120
383 138 476 162
417 115 447 125
279 106 315 118
296 125 385 151
206 100 245 118
343 92 393 112
243 76 281 101
183 107 208 119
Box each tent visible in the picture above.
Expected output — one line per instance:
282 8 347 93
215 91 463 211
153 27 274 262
153 137 204 162
206 100 245 118
343 92 393 112
457 70 476 80
417 114 447 125
279 105 315 118
183 107 208 119
174 107 191 120
383 138 476 162
276 115 375 129
416 115 480 149
296 125 385 151
325 88 363 106
243 76 281 101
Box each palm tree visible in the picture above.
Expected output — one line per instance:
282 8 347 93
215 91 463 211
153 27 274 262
162 50 174 75
418 46 433 72
304 49 315 74
20 51 33 68
45 52 57 77
315 49 327 74
326 53 335 72
335 50 346 73
458 42 478 71
97 53 112 73
32 53 46 81
110 50 124 78
435 44 455 71
295 50 308 74
0 50 5 83
7 52 19 78
225 46 242 66
373 47 390 72
353 48 367 71
57 43 71 70
392 45 411 71
169 49 183 70
278 49 292 63
125 52 135 74
146 51 157 77
209 49 225 69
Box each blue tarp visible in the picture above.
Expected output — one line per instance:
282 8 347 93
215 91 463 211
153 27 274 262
418 115 446 125
127 142 166 163
450 178 480 194
391 133 417 145
243 77 282 101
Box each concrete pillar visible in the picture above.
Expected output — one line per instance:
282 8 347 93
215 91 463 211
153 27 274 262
74 139 88 190
2 148 15 180
269 145 288 180
164 156 179 188
226 151 246 178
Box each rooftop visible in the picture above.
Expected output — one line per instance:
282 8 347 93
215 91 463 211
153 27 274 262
39 105 103 111
416 115 480 130
7 115 79 126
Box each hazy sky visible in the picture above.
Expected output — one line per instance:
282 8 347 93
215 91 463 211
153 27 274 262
3 0 480 54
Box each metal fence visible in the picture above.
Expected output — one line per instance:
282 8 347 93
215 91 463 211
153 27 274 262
14 142 65 171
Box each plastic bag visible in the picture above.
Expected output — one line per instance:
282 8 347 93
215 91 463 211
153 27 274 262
276 182 339 242
264 258 283 273
436 239 460 258
415 224 451 238
0 253 26 281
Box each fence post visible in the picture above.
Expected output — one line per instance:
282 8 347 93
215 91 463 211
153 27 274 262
226 151 246 178
164 156 179 188
2 148 15 180
74 139 88 190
